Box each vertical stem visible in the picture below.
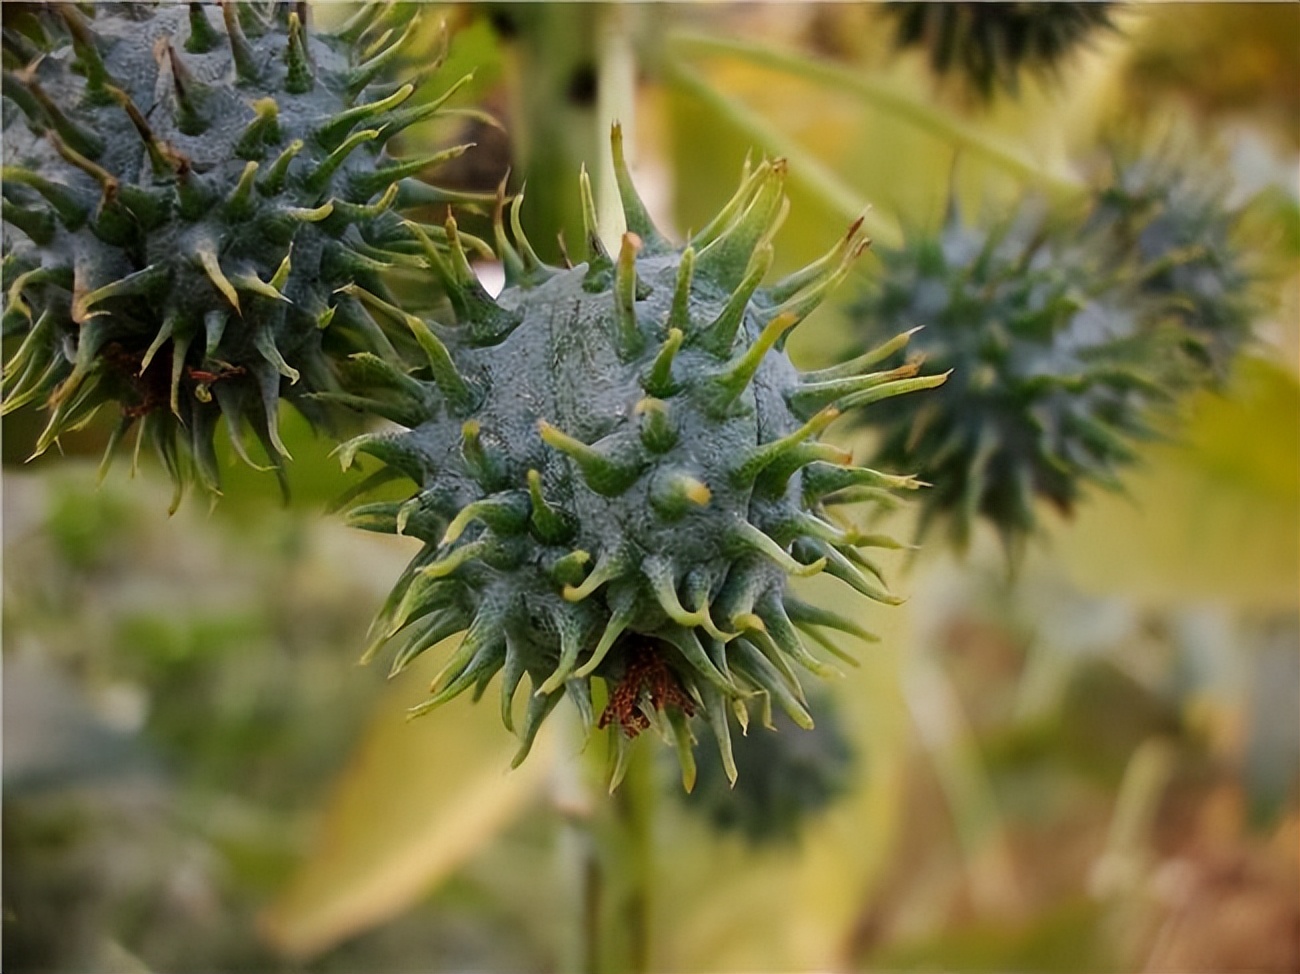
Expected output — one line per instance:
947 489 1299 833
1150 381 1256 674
556 716 657 974
581 842 602 974
905 650 1024 919
595 1 638 249
508 5 600 263
555 713 599 974
558 10 653 971
558 813 604 974
611 746 655 974
1096 737 1178 957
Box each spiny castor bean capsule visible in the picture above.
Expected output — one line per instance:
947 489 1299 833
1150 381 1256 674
342 126 945 788
846 195 1200 553
1086 148 1256 382
2 1 483 504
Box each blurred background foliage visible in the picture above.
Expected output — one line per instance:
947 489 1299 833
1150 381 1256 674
4 2 1297 972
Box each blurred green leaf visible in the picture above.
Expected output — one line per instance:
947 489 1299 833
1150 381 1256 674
667 32 1082 200
1056 355 1300 610
260 645 554 960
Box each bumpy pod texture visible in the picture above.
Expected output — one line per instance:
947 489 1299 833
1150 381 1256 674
683 689 855 843
2 1 479 502
886 1 1116 101
847 200 1188 552
343 128 944 788
1087 151 1255 381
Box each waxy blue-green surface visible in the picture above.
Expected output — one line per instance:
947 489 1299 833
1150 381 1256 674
343 145 942 787
2 1 473 501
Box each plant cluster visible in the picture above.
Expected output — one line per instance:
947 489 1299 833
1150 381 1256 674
0 2 1265 796
1087 149 1257 380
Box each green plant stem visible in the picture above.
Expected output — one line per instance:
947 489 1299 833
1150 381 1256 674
667 32 1086 200
1096 737 1177 895
505 5 601 263
612 747 655 974
582 844 602 974
596 2 638 248
1096 737 1179 963
664 57 903 248
556 728 600 974
587 14 656 970
558 715 657 974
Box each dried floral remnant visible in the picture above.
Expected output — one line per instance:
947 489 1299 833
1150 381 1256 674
599 643 698 738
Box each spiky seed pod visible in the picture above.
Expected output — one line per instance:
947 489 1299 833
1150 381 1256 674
682 689 855 843
2 1 482 503
1087 150 1256 381
846 199 1188 553
885 1 1116 101
345 128 944 788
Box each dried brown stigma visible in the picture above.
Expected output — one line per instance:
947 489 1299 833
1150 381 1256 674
599 641 697 738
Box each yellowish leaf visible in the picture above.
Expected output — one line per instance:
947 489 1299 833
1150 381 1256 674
260 643 554 959
1056 356 1300 610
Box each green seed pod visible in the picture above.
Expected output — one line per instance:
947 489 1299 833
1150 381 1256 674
885 1 1117 101
1088 148 1256 381
846 198 1188 554
348 128 943 787
1 1 481 503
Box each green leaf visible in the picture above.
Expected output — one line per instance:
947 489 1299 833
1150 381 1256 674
260 644 554 959
1055 356 1300 610
666 32 1082 198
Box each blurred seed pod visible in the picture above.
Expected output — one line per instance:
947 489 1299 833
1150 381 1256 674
845 195 1193 553
885 1 1118 102
1087 146 1258 381
681 689 856 844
